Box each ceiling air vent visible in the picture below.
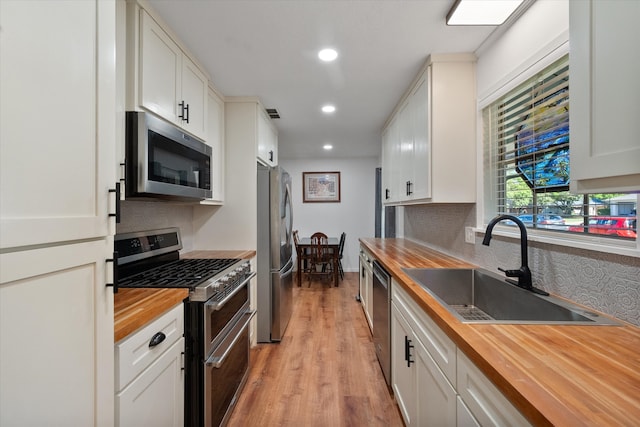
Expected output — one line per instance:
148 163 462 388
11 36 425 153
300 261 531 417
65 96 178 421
265 108 280 119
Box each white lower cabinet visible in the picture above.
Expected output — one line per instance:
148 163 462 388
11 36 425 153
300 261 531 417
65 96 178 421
391 302 417 425
392 282 531 427
0 240 114 426
116 304 184 427
392 283 455 426
359 247 374 331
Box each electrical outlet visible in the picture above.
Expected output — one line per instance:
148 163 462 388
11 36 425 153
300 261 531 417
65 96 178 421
465 227 475 244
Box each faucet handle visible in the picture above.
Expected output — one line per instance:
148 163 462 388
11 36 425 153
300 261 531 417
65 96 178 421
498 267 522 278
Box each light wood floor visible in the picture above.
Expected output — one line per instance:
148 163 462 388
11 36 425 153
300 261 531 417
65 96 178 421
227 272 404 427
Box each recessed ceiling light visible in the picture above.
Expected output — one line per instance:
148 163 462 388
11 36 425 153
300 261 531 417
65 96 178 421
323 144 333 150
446 0 524 26
318 48 338 62
322 105 336 113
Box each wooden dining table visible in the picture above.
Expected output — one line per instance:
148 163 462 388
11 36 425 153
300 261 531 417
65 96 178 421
296 237 340 287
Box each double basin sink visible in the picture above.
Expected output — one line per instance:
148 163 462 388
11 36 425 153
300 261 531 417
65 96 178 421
402 267 620 325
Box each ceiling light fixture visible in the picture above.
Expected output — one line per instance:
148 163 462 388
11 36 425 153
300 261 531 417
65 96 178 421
446 0 524 26
322 105 336 114
323 144 333 150
318 48 338 62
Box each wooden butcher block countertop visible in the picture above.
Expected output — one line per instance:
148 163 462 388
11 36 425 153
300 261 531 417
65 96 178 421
360 238 640 426
114 250 256 342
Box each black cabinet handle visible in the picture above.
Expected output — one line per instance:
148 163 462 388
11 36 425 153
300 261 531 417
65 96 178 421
406 181 413 196
405 335 414 367
385 188 390 200
149 332 166 348
179 101 189 123
269 150 274 162
106 251 118 293
108 182 121 223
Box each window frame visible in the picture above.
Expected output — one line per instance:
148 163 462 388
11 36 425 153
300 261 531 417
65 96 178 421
479 52 639 257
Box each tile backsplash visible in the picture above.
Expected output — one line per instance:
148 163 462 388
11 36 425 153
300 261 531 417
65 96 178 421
404 204 640 326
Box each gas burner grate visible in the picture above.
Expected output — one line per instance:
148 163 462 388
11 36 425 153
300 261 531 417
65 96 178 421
118 258 239 289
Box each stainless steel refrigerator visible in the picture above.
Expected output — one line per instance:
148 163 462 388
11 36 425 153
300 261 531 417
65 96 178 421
257 164 294 342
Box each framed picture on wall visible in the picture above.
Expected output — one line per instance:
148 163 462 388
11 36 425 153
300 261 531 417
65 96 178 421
302 171 341 203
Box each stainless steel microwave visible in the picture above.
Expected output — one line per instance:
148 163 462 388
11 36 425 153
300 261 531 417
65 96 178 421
125 111 212 200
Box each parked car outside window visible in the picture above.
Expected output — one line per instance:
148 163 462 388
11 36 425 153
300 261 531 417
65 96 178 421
504 214 567 230
568 216 637 239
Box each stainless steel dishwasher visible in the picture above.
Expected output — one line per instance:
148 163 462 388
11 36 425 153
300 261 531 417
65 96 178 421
372 260 391 386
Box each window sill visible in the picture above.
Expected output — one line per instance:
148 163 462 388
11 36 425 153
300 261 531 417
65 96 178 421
473 226 639 258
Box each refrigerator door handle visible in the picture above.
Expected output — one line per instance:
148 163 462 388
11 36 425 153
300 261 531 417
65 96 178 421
284 182 293 249
281 258 294 276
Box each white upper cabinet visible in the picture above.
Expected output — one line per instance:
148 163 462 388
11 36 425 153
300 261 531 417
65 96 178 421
128 4 209 141
258 107 278 167
570 0 640 193
1 0 116 249
382 115 401 203
203 86 225 204
382 54 476 205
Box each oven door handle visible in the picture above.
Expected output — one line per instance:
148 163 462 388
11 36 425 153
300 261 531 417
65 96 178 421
205 272 256 311
205 309 256 368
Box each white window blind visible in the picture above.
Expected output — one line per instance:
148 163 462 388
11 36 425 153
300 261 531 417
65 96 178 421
483 55 637 241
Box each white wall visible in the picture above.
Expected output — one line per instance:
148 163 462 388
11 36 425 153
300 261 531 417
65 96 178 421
192 101 259 251
476 0 569 105
280 156 378 272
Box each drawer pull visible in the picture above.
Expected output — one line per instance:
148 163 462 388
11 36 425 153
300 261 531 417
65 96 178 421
149 332 166 348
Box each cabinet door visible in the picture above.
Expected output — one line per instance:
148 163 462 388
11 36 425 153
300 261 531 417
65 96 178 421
0 240 114 426
140 9 181 123
257 108 277 166
416 338 456 426
570 0 640 193
391 303 417 426
117 338 184 427
364 263 374 331
410 71 431 200
382 116 401 204
181 57 208 140
205 88 225 204
398 99 414 201
0 0 116 248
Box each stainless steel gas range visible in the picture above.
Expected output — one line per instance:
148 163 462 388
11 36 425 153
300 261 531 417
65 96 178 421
115 227 255 427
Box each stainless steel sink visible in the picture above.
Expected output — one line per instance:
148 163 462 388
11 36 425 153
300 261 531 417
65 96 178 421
402 268 620 325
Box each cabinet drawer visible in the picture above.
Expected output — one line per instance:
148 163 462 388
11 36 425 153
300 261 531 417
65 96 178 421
116 303 183 390
392 282 457 385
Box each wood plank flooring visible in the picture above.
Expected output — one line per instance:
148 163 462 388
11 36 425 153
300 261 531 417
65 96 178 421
227 272 404 426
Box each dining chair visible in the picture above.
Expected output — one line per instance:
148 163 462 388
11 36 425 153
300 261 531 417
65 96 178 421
308 232 333 285
337 232 346 280
293 230 313 286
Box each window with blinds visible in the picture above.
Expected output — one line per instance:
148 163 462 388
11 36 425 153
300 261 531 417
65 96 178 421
483 55 637 241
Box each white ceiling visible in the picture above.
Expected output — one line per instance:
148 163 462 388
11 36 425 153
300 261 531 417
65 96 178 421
147 0 502 159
